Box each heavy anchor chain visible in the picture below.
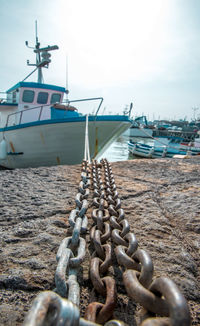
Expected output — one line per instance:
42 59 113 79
54 160 90 306
101 158 191 326
84 160 117 324
23 160 125 326
23 157 191 325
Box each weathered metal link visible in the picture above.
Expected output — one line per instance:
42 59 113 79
123 270 169 316
57 236 86 267
99 244 112 273
90 257 107 295
23 290 125 326
55 247 72 298
133 249 154 288
149 277 191 326
23 291 80 326
115 245 140 270
124 232 138 256
75 194 89 210
67 268 80 306
69 209 88 234
93 231 106 260
91 223 111 244
71 217 83 249
112 229 128 246
55 236 86 300
85 277 117 324
108 205 118 217
92 208 110 223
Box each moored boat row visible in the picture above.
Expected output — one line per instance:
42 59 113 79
128 139 200 158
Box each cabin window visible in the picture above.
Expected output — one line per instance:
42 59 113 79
50 93 61 104
37 92 48 104
22 90 35 103
12 91 17 103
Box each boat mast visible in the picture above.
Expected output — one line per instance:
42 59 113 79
35 21 42 83
24 21 59 83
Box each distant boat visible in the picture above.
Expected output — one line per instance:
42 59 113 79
0 25 131 169
128 138 200 158
124 115 153 138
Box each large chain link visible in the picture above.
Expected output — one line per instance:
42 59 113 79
101 158 191 326
23 291 125 326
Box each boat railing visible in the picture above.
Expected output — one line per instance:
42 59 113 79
4 97 104 128
4 104 52 128
63 97 104 117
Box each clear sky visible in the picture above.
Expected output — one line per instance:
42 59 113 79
1 0 200 121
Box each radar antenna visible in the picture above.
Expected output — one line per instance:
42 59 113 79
23 21 59 83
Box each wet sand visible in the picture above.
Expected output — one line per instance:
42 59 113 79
0 158 200 325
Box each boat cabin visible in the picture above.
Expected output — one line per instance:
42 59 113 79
0 82 78 128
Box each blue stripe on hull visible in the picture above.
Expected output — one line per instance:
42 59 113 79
0 115 130 132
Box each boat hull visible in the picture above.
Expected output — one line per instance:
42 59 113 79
128 141 200 159
0 117 130 168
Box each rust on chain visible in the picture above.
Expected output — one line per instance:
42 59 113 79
114 198 121 210
96 277 117 324
133 249 154 288
119 219 130 237
110 216 121 230
108 205 118 217
107 195 115 205
85 277 117 324
93 230 105 260
149 277 191 326
100 222 111 243
99 244 112 273
84 302 104 323
97 209 104 232
116 208 125 222
123 270 169 316
124 233 138 256
115 245 140 271
90 257 106 295
92 208 110 223
112 229 128 246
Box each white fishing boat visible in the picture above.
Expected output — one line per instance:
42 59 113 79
0 28 131 169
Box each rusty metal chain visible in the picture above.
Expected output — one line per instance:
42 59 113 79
84 160 117 324
23 160 125 326
100 158 191 326
23 158 191 325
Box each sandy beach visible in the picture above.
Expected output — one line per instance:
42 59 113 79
0 157 200 325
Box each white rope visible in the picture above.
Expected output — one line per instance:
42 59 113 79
84 115 91 163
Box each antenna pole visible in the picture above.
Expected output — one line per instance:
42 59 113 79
35 20 38 44
66 54 69 99
25 22 58 83
35 20 43 83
